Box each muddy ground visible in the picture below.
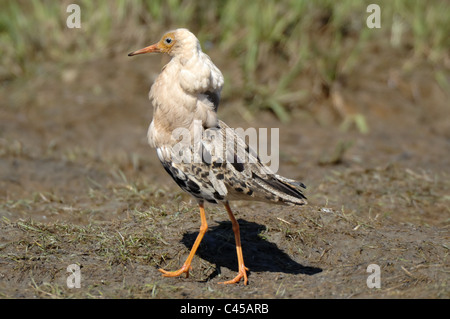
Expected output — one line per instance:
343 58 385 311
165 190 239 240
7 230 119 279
0 41 449 298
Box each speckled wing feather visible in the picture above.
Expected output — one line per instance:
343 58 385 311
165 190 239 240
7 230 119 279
156 120 307 206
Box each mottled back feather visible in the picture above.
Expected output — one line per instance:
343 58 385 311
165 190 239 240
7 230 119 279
156 121 307 206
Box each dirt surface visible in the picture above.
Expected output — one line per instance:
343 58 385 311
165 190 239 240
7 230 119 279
0 42 449 298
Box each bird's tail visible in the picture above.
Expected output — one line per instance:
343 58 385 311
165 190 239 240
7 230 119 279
252 172 307 206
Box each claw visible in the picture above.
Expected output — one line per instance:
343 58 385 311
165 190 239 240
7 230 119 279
159 264 192 278
218 265 249 285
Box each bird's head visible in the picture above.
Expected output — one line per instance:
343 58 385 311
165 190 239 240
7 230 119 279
128 28 199 58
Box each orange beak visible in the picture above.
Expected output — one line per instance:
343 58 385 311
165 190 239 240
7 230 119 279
128 43 161 56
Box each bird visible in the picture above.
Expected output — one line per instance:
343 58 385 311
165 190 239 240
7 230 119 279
128 28 307 285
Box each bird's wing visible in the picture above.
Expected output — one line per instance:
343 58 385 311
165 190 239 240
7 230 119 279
156 144 228 204
204 90 220 111
156 120 306 206
212 120 307 206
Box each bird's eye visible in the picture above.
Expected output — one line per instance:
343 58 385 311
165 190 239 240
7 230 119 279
165 37 172 44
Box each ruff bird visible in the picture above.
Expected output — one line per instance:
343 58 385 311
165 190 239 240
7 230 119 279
128 28 307 285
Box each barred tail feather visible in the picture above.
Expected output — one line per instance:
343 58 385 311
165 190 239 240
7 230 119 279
252 173 307 206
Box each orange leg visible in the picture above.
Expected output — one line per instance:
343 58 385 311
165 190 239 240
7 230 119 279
159 201 207 279
218 202 249 285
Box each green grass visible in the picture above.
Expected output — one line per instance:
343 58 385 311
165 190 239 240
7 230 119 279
0 0 448 124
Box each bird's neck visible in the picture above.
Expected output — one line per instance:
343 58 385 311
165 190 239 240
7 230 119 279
148 44 219 148
172 45 201 66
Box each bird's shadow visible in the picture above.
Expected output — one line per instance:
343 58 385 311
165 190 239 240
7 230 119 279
181 219 322 281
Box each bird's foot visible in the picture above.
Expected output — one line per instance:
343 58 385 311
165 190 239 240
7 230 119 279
159 263 192 278
218 265 249 285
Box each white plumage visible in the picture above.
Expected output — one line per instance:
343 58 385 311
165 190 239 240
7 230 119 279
129 28 306 285
141 29 223 148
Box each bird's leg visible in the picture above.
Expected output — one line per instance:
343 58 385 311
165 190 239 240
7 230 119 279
219 202 249 285
159 201 208 279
